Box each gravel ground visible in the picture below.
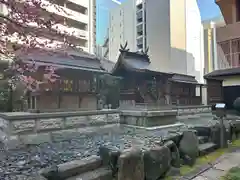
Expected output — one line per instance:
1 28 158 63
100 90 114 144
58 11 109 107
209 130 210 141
0 113 220 180
0 125 177 180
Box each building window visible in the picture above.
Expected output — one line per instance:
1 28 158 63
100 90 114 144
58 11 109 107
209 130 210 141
120 11 122 16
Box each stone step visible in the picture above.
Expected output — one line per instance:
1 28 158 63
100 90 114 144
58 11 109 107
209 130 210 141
198 142 218 156
66 167 112 180
198 136 209 144
41 155 102 179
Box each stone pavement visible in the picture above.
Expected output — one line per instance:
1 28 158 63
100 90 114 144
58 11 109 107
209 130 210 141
192 150 240 180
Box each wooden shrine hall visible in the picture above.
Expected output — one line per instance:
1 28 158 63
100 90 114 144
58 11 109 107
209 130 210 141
16 44 205 111
111 43 204 106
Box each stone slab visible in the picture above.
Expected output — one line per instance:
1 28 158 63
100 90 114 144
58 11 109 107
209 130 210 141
214 159 240 171
89 115 107 125
0 118 9 129
200 168 226 180
37 118 64 131
192 176 209 180
11 120 36 133
65 116 88 128
107 113 120 123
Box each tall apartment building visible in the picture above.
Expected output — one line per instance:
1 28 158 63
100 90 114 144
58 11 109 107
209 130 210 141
0 0 96 54
215 0 240 68
108 0 204 83
202 16 230 74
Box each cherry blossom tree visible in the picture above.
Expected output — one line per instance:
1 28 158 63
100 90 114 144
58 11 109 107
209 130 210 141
0 0 75 93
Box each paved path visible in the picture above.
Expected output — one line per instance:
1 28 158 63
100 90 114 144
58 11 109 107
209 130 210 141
192 150 240 180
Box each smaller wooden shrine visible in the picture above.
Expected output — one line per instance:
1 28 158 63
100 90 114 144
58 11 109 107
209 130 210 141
111 42 204 106
204 67 240 109
17 48 111 111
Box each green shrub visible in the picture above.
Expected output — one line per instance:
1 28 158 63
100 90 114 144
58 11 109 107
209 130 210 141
223 167 240 180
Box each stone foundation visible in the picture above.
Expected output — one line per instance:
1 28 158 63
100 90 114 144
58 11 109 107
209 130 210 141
120 110 178 127
0 110 120 149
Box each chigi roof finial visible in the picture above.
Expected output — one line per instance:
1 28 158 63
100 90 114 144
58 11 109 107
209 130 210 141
120 41 130 51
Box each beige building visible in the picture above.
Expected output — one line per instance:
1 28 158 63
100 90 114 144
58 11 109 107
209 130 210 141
109 0 205 83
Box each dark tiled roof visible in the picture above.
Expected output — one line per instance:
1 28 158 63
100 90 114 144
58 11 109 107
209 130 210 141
17 48 106 73
204 67 240 79
100 58 115 73
112 49 200 84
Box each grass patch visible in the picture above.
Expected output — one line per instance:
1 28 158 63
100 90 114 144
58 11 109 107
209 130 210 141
222 167 240 180
165 139 240 179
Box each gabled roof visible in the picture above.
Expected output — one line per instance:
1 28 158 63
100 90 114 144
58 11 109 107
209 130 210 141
111 49 157 74
204 67 240 79
16 48 109 73
169 74 199 84
111 47 201 85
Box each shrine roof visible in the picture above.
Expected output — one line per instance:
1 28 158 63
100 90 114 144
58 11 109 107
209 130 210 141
169 74 199 84
16 48 108 73
111 45 202 85
204 67 240 79
111 49 158 74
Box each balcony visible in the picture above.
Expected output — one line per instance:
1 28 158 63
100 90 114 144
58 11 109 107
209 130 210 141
137 24 143 36
42 0 89 24
53 24 88 40
216 21 240 42
137 11 143 22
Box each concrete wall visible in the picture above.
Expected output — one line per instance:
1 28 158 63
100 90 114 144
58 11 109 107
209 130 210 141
222 76 240 87
169 0 186 74
185 0 204 83
109 0 136 62
145 0 171 72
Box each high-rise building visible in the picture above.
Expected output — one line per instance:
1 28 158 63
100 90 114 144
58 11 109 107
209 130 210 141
215 0 240 68
0 0 96 54
108 0 204 83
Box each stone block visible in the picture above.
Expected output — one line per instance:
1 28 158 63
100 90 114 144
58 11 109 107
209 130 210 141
179 130 199 166
41 155 102 179
144 145 171 180
65 116 88 128
37 118 64 131
19 133 51 145
89 115 107 125
125 116 138 125
118 148 144 180
107 113 120 123
0 130 7 142
0 118 9 129
164 140 180 168
98 144 121 176
5 135 22 149
11 120 36 133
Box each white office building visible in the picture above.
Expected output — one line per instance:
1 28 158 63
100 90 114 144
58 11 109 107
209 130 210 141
109 0 204 83
0 0 96 54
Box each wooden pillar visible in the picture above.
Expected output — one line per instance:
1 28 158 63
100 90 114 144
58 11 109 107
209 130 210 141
58 93 61 109
200 85 203 105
